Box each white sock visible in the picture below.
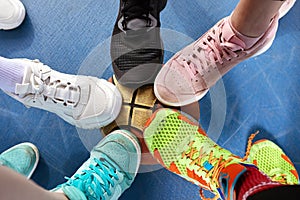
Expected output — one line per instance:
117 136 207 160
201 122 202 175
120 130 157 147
0 56 26 93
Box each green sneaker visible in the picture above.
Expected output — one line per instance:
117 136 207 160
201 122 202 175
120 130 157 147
144 108 255 200
248 139 299 185
0 142 39 178
53 129 141 200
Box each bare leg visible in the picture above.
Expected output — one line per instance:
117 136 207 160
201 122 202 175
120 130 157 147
0 166 68 200
231 0 285 37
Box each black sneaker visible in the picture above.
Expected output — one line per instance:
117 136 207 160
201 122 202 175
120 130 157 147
110 0 167 88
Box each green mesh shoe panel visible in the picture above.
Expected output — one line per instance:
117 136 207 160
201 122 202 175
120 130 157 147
144 109 254 199
148 112 199 166
249 140 299 185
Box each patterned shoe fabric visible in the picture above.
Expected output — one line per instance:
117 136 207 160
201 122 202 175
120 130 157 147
110 0 167 88
144 108 254 200
53 130 141 200
248 139 299 185
0 142 39 178
154 0 295 107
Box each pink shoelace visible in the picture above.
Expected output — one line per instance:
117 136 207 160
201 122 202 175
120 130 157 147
176 20 244 79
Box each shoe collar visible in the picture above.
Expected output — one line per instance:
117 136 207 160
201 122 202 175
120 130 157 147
118 14 157 32
218 163 255 200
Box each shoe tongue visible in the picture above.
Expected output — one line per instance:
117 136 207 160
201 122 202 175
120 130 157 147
221 20 246 51
126 18 149 30
219 163 248 200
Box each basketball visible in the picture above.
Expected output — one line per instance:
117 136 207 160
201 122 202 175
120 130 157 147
101 75 200 165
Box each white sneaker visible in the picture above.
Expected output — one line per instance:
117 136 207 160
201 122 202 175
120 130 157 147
5 59 122 129
0 0 25 30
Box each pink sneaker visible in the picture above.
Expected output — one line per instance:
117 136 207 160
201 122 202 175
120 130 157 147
154 0 295 107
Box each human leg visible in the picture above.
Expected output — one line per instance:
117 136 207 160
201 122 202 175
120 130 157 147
154 0 296 106
231 0 286 37
0 57 122 129
0 166 67 200
231 0 296 37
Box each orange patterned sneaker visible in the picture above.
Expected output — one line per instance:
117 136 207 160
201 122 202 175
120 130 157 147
144 108 255 199
248 139 299 185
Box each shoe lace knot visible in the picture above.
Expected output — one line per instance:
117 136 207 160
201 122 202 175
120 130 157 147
30 62 81 107
181 141 234 200
271 173 289 184
64 157 124 199
177 21 244 80
121 0 153 30
181 132 258 200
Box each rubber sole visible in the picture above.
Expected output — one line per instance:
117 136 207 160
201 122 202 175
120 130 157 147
0 0 26 30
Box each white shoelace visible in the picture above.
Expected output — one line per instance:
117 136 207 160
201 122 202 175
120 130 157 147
30 67 80 107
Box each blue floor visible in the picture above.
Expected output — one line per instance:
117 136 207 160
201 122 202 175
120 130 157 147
0 0 299 199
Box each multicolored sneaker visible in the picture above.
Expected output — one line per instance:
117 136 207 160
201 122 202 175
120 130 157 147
144 108 255 200
0 0 26 30
53 129 141 200
4 58 122 129
154 0 295 106
110 0 167 88
248 139 299 185
0 142 39 178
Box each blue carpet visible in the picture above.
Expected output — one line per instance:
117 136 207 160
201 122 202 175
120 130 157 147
0 0 299 199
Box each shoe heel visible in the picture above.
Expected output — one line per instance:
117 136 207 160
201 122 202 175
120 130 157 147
251 34 275 58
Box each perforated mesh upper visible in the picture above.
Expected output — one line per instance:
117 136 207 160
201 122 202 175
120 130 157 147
149 112 198 165
145 109 243 175
249 140 299 184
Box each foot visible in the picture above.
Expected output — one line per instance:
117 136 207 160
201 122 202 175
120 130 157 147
144 108 254 199
0 142 39 178
154 1 295 106
0 0 25 30
248 139 299 184
53 129 141 200
110 0 167 88
4 58 122 129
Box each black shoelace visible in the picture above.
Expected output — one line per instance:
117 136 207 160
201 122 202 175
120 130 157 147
121 0 153 30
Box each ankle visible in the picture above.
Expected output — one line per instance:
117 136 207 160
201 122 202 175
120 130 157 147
227 17 264 49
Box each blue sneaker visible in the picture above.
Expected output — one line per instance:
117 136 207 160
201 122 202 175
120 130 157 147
53 129 141 200
0 142 39 178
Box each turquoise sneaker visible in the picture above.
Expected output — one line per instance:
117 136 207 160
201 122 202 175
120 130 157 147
53 129 141 200
0 142 39 178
